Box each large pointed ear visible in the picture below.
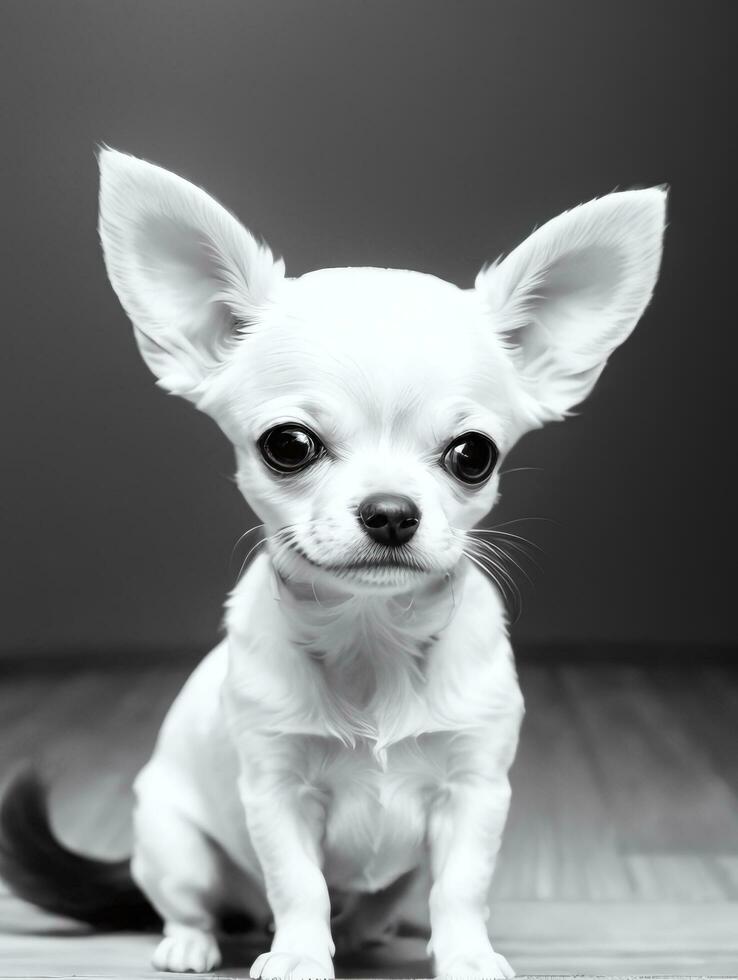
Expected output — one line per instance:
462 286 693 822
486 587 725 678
476 189 667 422
98 149 284 402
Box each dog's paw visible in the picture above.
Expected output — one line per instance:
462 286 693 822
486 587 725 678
152 926 221 973
250 950 335 980
436 948 515 979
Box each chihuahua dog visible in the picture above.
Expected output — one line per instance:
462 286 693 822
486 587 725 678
0 151 665 978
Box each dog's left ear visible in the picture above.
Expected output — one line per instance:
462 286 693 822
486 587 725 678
476 189 667 421
98 149 285 402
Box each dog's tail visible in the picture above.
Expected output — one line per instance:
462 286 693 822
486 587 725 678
0 767 160 930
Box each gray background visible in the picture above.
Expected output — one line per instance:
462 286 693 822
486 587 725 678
1 0 734 656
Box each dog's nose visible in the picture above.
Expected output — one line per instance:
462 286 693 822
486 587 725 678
358 493 421 546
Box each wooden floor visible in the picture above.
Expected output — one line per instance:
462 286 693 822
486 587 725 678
1 650 737 978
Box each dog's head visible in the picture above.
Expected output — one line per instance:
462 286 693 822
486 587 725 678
99 150 666 594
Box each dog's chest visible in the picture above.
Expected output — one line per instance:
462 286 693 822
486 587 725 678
305 734 447 892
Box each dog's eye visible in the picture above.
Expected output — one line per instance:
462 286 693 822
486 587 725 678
441 432 499 486
258 424 324 474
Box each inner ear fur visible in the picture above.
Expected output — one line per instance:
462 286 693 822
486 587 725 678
98 148 284 402
476 188 667 421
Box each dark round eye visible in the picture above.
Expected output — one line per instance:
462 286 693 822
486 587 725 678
258 424 324 474
441 432 499 486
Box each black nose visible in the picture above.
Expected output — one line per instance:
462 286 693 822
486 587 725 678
358 493 421 546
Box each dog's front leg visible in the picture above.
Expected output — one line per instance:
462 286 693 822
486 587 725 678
427 722 521 980
236 734 335 980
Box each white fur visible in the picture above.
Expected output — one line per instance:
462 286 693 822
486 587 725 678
98 149 666 977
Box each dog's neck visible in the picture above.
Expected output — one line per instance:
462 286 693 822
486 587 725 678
270 558 463 658
266 556 466 754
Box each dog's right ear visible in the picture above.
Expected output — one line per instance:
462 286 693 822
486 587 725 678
98 149 284 402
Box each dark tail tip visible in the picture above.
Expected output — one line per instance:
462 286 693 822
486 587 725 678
0 766 160 931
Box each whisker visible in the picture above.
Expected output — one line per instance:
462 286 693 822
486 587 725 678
460 532 519 593
491 538 544 574
473 536 543 571
458 522 535 622
392 591 415 614
466 541 521 599
468 530 543 570
468 527 543 552
235 536 268 581
488 516 558 529
234 521 305 582
230 522 265 566
498 466 544 477
311 578 325 608
471 537 536 588
470 531 538 567
461 547 522 622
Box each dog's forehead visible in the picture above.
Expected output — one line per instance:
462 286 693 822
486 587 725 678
284 267 470 323
273 267 488 369
222 266 518 439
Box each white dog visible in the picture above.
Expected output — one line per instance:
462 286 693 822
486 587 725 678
0 151 666 978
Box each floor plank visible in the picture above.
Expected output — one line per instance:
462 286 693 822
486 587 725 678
558 664 738 854
3 903 738 977
1 653 737 977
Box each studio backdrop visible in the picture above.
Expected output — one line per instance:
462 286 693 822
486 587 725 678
1 0 734 656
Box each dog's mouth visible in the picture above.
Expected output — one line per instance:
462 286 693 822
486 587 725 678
284 542 433 579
